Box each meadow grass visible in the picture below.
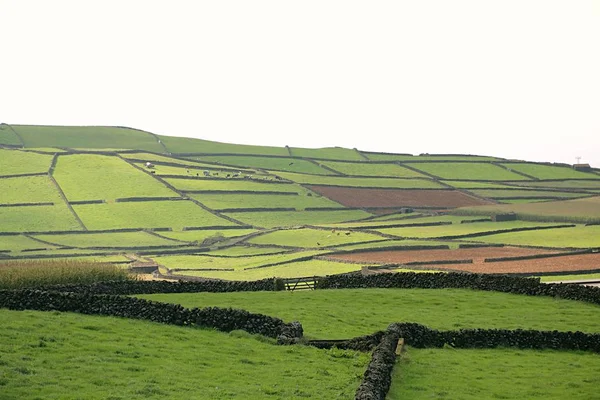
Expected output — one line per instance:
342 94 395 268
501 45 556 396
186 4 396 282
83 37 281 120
164 177 300 192
0 235 58 253
389 347 600 400
156 135 289 156
404 162 528 180
138 288 600 338
0 205 82 233
223 210 372 228
272 172 444 188
540 272 600 282
248 227 384 248
53 154 175 201
499 198 555 204
0 259 129 289
319 161 427 178
364 212 424 221
135 163 252 177
0 125 22 145
190 192 341 210
155 229 256 244
376 220 559 239
469 189 587 199
0 149 53 176
0 309 369 399
501 162 599 180
329 239 465 251
364 153 501 161
32 231 182 249
288 146 364 160
12 125 165 151
73 201 236 230
0 176 64 204
319 214 473 229
194 155 334 175
199 246 291 257
474 225 600 248
441 180 515 189
509 180 600 189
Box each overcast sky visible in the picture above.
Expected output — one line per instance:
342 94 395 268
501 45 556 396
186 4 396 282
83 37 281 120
1 1 599 166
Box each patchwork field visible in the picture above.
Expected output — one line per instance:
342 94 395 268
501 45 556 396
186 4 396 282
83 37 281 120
0 176 63 204
223 210 373 228
319 161 426 178
0 148 53 176
192 155 334 175
404 162 528 180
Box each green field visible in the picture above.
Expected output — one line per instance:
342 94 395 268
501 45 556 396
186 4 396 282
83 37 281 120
363 153 502 162
389 347 600 400
32 231 182 249
156 135 289 156
509 180 600 189
474 225 600 248
272 171 444 188
223 210 372 228
0 124 22 145
11 125 165 151
190 192 341 211
0 205 82 233
248 227 384 248
138 288 600 338
442 180 515 189
405 162 528 180
320 214 473 229
73 201 235 230
192 155 334 175
319 161 427 178
0 235 58 253
540 272 600 282
469 189 587 199
288 146 364 160
164 177 300 192
54 155 176 201
0 176 63 204
155 229 257 244
0 149 53 176
199 246 290 257
135 163 253 177
0 309 368 399
502 163 599 180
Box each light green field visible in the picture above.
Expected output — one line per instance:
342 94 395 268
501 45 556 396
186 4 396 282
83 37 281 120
0 205 82 233
164 177 300 193
138 288 600 338
136 163 252 177
0 176 62 204
190 192 341 210
172 259 364 280
499 198 554 204
0 149 53 175
0 309 368 399
329 239 464 252
73 201 235 230
389 347 600 400
248 227 384 248
156 135 289 156
319 161 426 178
469 189 587 199
320 214 473 229
456 196 600 223
364 153 501 161
223 210 372 228
474 225 600 248
442 180 515 189
288 146 364 160
376 220 560 239
541 272 600 282
54 155 176 201
365 212 424 222
502 163 599 180
155 229 257 244
32 231 182 248
122 152 232 169
193 155 334 175
0 235 57 253
273 171 444 188
405 162 529 180
0 125 22 145
12 125 165 151
199 246 291 257
510 180 600 189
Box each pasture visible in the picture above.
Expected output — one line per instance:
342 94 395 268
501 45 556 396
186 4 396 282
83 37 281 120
223 209 372 228
0 149 53 176
0 176 63 204
194 155 334 175
405 162 528 180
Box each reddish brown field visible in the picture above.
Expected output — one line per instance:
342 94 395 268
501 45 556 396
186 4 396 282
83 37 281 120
326 247 600 274
307 186 493 209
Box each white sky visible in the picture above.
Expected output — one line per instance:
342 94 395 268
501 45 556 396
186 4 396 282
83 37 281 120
1 1 599 166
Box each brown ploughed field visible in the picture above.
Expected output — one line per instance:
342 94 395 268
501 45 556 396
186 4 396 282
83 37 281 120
325 247 600 274
307 186 493 208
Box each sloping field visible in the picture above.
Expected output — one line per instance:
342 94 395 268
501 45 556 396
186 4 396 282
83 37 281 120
456 196 600 223
405 162 529 180
509 180 600 189
53 154 176 201
191 155 334 175
288 146 363 160
11 125 165 151
0 149 53 176
135 163 253 177
223 210 372 228
0 205 82 233
156 135 289 156
190 192 341 210
0 176 62 204
502 163 599 179
156 229 256 244
273 172 444 188
363 153 501 161
73 201 236 230
32 231 181 249
0 235 58 253
468 189 589 199
319 161 427 178
0 124 22 145
475 225 600 248
248 227 384 248
164 177 299 192
442 180 515 189
307 186 493 209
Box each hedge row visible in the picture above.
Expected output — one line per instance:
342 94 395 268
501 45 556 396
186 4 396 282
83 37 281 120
308 331 385 352
354 330 400 400
388 322 600 353
315 272 600 305
69 199 105 205
215 207 296 213
0 289 301 342
0 202 54 208
458 243 504 248
115 197 184 203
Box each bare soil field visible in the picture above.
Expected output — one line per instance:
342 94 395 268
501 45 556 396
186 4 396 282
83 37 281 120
307 186 493 209
326 247 600 274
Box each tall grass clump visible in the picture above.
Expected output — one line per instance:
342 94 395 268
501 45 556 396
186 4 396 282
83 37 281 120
0 259 131 289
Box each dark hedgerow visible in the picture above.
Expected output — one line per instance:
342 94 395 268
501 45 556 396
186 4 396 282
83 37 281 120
355 330 400 400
